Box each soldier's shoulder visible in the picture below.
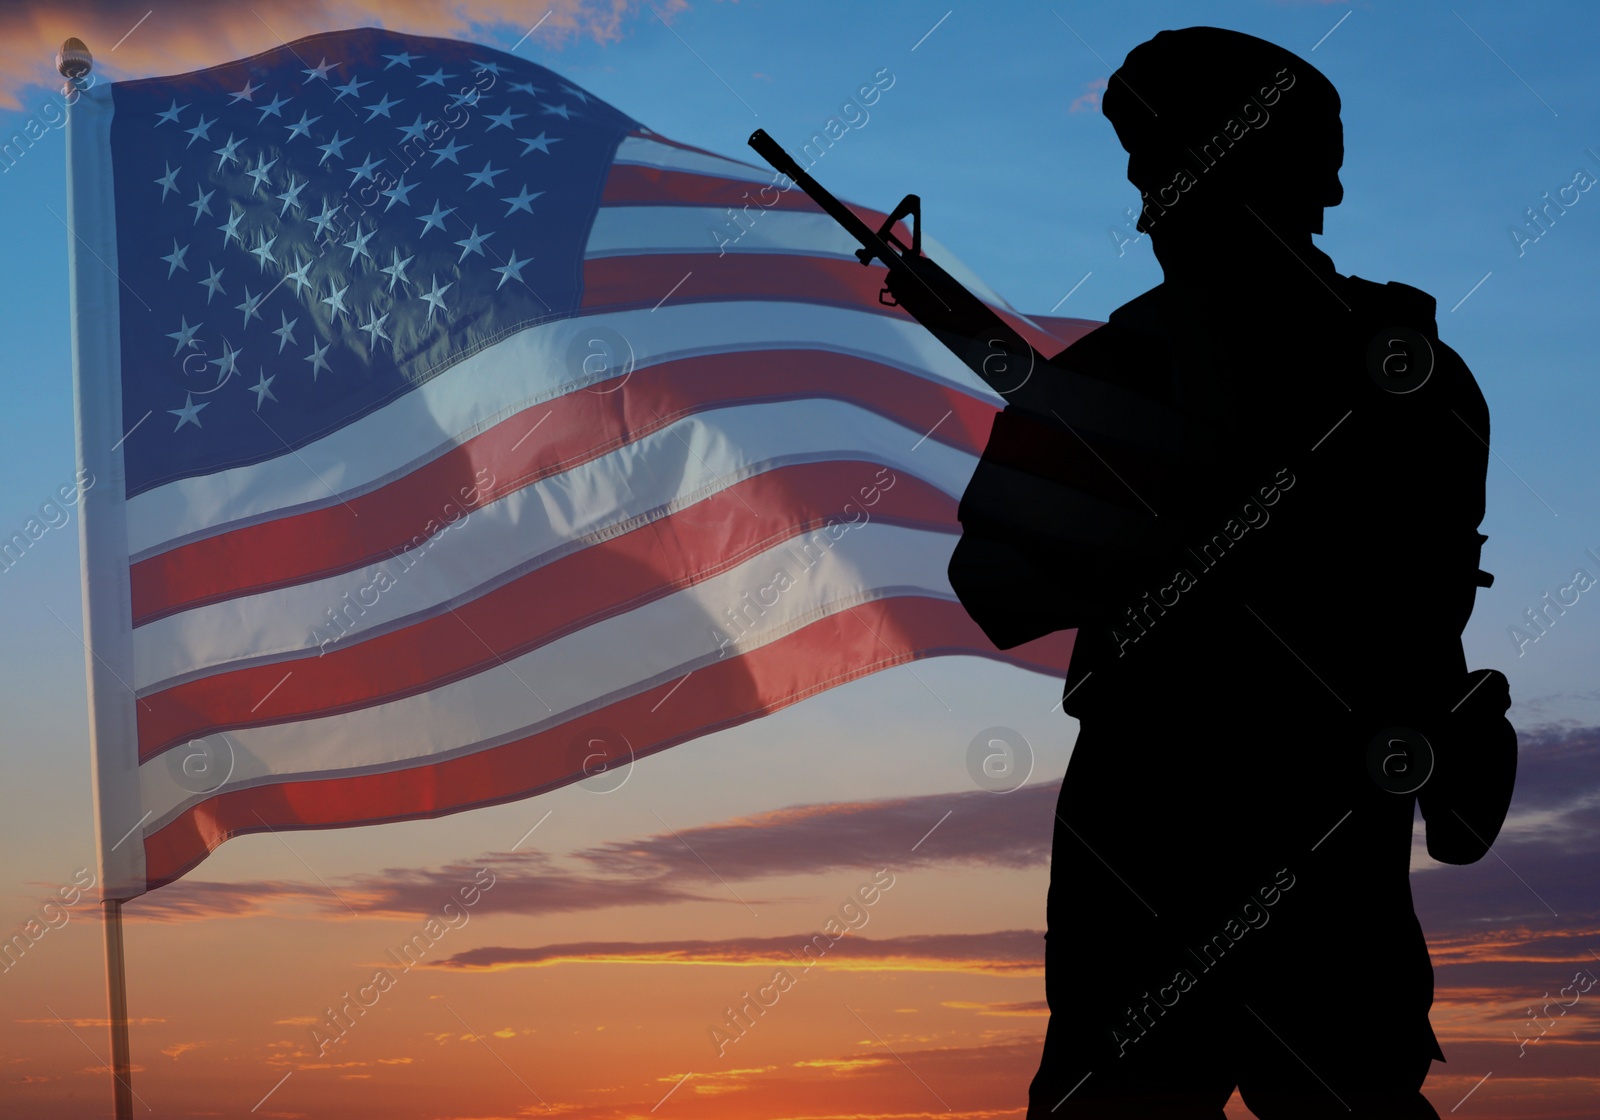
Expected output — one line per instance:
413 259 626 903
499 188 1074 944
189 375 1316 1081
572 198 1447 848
1343 274 1439 336
1052 287 1173 398
1345 275 1488 422
1104 284 1169 337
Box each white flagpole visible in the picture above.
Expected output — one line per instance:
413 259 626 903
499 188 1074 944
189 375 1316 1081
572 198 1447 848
60 36 139 1120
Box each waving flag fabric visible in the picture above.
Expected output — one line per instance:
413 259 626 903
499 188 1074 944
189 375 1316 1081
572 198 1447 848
68 27 1089 899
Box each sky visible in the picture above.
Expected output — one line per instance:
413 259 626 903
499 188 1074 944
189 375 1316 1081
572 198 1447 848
1 1 1597 1118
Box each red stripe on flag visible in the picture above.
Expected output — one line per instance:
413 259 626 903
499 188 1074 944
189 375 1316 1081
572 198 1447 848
136 463 959 760
129 350 1001 626
139 595 1076 890
583 251 905 314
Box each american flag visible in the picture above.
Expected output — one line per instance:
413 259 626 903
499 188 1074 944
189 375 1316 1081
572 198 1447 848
68 27 1088 898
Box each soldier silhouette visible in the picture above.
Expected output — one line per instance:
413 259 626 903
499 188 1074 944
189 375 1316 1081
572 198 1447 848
934 26 1519 1120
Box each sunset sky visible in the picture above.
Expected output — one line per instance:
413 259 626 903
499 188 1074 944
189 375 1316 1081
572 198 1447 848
2 2 1597 1118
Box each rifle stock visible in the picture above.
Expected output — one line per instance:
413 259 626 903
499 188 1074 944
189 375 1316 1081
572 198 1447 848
748 129 1054 414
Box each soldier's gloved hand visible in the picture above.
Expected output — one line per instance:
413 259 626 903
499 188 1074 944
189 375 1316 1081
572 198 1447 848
1417 669 1518 865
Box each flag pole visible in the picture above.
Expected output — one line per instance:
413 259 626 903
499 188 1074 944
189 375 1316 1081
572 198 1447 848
102 899 134 1119
58 35 135 1120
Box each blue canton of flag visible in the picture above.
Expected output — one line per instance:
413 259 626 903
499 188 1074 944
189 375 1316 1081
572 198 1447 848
112 28 638 497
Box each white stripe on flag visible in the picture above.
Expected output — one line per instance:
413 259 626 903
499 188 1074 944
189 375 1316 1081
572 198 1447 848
585 206 866 260
137 521 962 828
131 398 984 691
586 206 1022 315
611 135 772 183
126 301 999 557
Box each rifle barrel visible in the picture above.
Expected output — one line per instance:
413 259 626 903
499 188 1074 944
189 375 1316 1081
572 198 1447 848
747 129 1046 408
747 129 896 266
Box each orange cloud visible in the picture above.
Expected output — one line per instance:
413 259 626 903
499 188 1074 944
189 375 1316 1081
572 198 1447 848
1430 924 1600 970
791 1055 892 1072
0 0 688 112
655 1065 780 1097
940 999 1049 1016
16 1016 167 1027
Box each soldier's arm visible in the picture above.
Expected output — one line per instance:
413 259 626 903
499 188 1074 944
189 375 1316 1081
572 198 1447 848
947 323 1187 649
947 523 1153 650
946 532 1081 650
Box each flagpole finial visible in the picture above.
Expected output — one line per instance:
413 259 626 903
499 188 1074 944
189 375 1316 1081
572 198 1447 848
57 37 93 94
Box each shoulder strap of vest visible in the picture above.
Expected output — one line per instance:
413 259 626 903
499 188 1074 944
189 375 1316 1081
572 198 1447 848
1344 275 1439 337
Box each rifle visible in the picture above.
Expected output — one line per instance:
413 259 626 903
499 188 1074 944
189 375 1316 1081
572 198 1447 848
747 129 1055 415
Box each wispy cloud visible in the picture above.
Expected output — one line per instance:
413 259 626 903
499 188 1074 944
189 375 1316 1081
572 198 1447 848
135 782 1058 922
122 876 332 922
571 780 1060 881
940 998 1049 1016
16 1017 167 1028
430 928 1046 975
360 851 725 917
132 848 721 922
1068 76 1107 114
